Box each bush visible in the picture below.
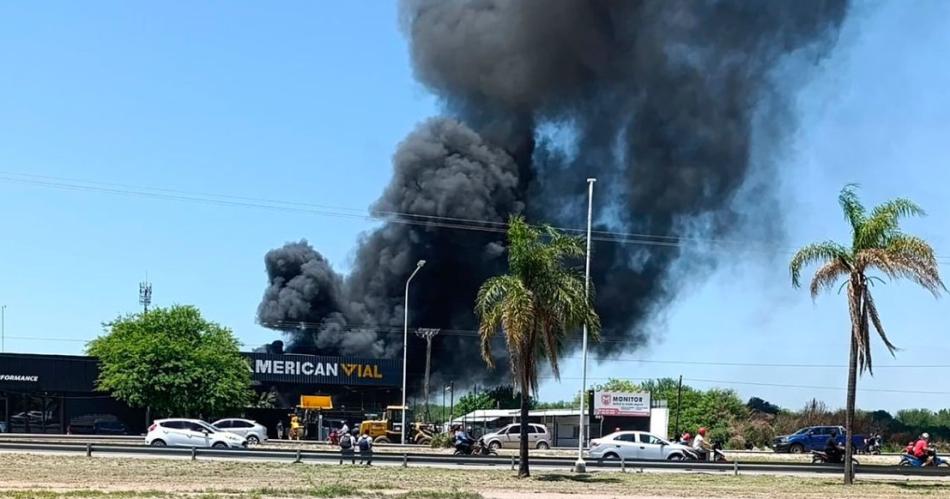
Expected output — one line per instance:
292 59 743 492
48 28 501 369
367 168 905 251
430 432 454 449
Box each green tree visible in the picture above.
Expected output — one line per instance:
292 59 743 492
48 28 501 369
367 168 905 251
747 397 781 415
790 185 944 484
88 305 252 419
640 378 746 442
568 378 642 407
452 391 493 419
485 385 522 410
476 216 600 477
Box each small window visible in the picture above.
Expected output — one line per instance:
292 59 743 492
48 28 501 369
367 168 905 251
215 420 233 428
234 420 253 428
532 425 546 434
615 433 637 442
162 421 185 429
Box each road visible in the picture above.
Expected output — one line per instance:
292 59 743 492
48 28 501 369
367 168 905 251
1 439 948 480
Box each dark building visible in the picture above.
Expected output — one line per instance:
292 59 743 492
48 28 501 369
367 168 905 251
0 352 401 437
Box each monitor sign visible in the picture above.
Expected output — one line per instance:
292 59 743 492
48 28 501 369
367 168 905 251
244 353 399 387
594 391 650 416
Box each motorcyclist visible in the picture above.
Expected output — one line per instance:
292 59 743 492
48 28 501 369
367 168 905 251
904 440 916 456
454 425 474 454
692 427 711 460
679 432 692 446
824 434 844 463
913 433 933 466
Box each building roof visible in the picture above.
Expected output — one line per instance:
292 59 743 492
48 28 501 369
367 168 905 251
451 408 584 423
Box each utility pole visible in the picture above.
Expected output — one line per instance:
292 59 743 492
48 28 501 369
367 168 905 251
1 305 6 353
415 328 440 422
139 278 152 313
674 375 683 439
574 177 596 473
447 381 455 423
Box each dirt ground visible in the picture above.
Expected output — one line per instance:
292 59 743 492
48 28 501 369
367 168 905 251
0 452 947 498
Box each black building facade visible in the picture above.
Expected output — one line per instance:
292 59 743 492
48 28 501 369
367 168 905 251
0 352 402 436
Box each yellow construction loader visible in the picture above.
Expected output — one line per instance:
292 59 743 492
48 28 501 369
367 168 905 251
359 405 434 445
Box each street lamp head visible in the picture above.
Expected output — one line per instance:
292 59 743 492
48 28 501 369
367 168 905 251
587 178 597 183
417 260 426 267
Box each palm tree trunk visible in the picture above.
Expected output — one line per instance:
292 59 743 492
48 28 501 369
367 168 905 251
518 386 531 478
843 325 858 485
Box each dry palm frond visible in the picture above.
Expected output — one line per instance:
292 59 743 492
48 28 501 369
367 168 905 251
859 248 943 296
809 260 850 299
790 242 851 288
846 281 864 354
864 288 898 356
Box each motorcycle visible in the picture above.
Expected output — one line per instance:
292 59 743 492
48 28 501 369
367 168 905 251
811 450 860 465
862 436 882 455
900 450 949 467
683 442 728 463
454 438 497 456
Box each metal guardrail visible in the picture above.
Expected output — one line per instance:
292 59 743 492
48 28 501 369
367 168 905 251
1 440 948 477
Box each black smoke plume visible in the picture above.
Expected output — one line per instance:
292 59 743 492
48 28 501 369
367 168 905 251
259 0 849 389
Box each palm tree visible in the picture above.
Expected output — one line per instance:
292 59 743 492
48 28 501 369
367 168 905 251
790 185 944 484
476 216 601 477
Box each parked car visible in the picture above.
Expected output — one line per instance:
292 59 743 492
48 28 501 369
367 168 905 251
68 420 128 435
772 425 865 454
145 418 247 449
589 431 694 461
481 423 551 450
212 418 268 445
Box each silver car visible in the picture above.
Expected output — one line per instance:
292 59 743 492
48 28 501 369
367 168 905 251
212 418 268 445
482 423 551 450
588 431 693 461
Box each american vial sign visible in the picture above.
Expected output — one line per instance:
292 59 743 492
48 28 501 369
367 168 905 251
594 391 651 417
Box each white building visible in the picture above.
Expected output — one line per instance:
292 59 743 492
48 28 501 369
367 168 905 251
451 406 669 448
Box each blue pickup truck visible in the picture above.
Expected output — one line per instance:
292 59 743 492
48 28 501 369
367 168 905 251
772 426 865 453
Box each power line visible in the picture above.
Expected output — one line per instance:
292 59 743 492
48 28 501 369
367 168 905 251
4 171 948 260
8 330 950 370
3 335 88 343
260 321 950 365
539 375 950 395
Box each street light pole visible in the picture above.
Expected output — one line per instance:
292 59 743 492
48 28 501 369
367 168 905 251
401 259 426 445
574 178 596 473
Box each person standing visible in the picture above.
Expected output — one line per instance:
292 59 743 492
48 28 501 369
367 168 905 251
358 433 374 466
338 430 356 465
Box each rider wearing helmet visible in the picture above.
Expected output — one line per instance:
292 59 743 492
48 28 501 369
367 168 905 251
680 432 692 445
692 427 711 460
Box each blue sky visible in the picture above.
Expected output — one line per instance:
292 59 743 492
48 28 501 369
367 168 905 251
1 1 948 413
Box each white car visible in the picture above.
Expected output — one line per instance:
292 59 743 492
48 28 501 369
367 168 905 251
146 418 247 449
482 423 552 450
588 431 694 461
212 418 268 445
